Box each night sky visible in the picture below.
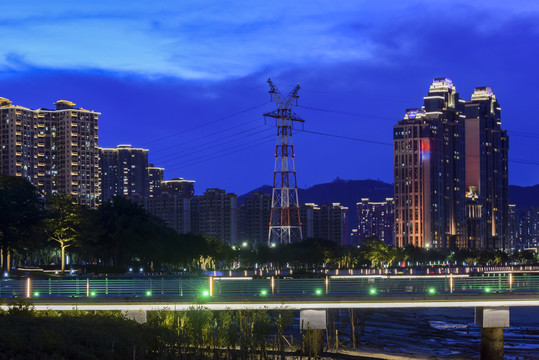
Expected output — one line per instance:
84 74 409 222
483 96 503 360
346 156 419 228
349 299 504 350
1 1 538 195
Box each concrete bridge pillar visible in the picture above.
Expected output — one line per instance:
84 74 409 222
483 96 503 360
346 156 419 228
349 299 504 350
300 309 326 356
475 307 509 360
122 309 147 324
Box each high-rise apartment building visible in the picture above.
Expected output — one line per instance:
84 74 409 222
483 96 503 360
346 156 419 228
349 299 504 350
464 87 509 249
145 180 193 235
395 80 510 250
0 97 40 184
238 192 272 248
300 203 319 240
191 188 237 244
315 203 349 245
298 202 349 244
394 78 466 249
357 198 394 246
0 97 100 207
159 178 194 198
99 145 149 202
517 208 539 249
148 163 164 198
507 204 518 251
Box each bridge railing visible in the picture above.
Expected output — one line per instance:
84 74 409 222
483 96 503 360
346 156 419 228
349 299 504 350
2 273 539 298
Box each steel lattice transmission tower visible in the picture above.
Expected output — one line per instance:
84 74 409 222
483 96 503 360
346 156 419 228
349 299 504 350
264 78 304 245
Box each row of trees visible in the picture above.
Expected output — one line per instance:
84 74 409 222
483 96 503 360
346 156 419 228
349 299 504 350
1 175 537 274
0 175 230 274
238 237 534 270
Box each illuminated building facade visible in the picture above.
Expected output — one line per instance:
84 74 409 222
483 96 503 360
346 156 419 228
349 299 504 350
99 145 149 202
517 208 539 248
191 188 237 244
315 203 349 245
507 204 517 251
464 87 509 249
238 192 272 248
148 163 164 198
159 178 194 198
300 203 319 239
297 202 348 244
357 198 394 245
0 97 40 185
0 97 100 207
394 78 466 248
145 178 194 234
145 177 195 234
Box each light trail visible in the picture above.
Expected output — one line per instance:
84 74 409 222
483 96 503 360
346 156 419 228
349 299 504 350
9 296 539 312
329 274 470 279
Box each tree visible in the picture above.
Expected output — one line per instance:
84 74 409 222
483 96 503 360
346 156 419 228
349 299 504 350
96 197 153 268
96 196 182 270
45 194 83 274
0 176 43 273
360 237 389 268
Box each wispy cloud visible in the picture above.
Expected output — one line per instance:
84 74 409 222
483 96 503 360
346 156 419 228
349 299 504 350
1 1 538 80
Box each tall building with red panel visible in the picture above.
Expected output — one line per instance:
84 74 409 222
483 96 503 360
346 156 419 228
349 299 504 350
393 78 466 249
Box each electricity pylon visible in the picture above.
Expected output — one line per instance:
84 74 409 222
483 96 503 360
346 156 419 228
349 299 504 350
264 78 304 245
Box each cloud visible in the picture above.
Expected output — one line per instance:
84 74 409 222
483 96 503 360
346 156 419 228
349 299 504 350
0 1 388 80
1 0 539 82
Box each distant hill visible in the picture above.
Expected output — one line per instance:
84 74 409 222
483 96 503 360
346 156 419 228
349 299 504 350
509 184 539 209
239 180 539 231
239 179 394 230
238 185 273 203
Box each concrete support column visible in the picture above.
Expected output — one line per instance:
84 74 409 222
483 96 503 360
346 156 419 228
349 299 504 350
300 310 326 356
475 307 509 360
480 327 504 360
304 329 324 355
122 309 147 324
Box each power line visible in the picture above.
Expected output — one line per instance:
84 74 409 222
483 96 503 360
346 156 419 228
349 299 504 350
300 129 392 146
157 124 539 171
152 127 271 163
299 128 539 166
298 104 391 122
141 102 271 146
505 130 539 139
163 134 275 172
510 159 539 166
151 124 266 157
300 105 539 140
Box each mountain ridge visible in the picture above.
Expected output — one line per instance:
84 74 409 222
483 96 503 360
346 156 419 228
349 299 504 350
239 179 539 231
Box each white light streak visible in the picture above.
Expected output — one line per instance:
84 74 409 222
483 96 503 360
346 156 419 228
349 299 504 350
330 274 469 279
214 277 253 280
11 299 539 312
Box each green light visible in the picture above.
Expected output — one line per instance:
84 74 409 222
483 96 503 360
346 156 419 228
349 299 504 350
260 290 267 296
315 289 322 295
202 290 210 297
428 288 436 294
33 292 39 297
146 291 152 296
90 292 96 297
369 288 377 295
485 288 491 293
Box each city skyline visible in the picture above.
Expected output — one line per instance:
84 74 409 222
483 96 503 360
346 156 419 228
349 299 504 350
1 1 539 195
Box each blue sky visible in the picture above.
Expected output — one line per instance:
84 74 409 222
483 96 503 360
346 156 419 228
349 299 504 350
1 1 539 195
